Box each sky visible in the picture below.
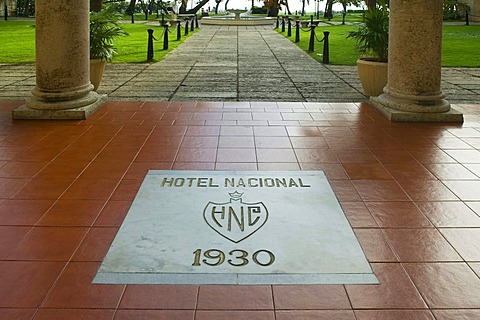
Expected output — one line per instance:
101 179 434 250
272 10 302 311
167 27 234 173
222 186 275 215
193 0 363 14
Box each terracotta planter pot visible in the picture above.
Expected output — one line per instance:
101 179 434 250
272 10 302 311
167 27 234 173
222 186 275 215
90 59 106 92
356 59 388 97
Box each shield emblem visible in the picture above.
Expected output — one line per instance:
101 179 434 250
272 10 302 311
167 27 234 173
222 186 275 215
203 191 268 243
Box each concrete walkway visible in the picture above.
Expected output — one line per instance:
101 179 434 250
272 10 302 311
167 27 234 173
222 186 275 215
0 25 479 104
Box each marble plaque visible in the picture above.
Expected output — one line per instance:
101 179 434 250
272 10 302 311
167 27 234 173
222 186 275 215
94 171 378 285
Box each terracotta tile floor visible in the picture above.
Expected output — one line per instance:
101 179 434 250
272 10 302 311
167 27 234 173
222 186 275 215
1 99 480 319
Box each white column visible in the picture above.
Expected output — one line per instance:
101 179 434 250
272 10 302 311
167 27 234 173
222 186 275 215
13 0 106 119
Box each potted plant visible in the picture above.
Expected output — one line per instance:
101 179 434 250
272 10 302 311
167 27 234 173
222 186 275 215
347 2 389 97
90 8 128 91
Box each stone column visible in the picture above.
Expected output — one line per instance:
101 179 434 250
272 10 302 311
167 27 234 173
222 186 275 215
13 0 106 120
471 0 480 23
371 0 462 122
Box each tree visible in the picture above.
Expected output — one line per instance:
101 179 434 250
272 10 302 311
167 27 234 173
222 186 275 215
338 0 362 12
324 0 333 19
90 0 104 12
281 0 291 15
365 0 376 10
15 0 34 16
264 0 280 16
126 0 137 15
301 0 308 16
338 0 362 23
177 0 209 13
214 0 222 13
443 0 470 19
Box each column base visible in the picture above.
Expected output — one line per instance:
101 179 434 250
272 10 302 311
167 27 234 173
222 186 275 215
12 94 108 120
369 96 463 123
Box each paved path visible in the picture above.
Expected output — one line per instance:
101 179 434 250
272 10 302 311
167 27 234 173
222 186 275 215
0 25 479 104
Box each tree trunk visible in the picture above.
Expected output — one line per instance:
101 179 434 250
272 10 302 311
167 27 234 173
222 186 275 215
251 0 254 8
90 0 103 12
148 0 156 14
179 0 187 13
366 0 376 10
224 0 230 11
126 0 137 15
267 0 279 17
186 0 210 14
301 0 305 16
214 0 222 14
324 0 333 19
138 0 148 19
284 0 291 15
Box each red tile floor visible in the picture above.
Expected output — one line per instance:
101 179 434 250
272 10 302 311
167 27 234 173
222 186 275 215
1 99 480 319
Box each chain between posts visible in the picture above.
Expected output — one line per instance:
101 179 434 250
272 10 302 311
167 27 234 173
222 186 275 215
147 25 173 61
281 17 330 64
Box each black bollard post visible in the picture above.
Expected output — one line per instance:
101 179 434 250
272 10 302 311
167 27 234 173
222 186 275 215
322 31 330 64
281 17 285 32
466 11 469 25
308 25 315 52
195 15 199 28
185 19 189 35
295 20 300 43
147 29 154 61
190 17 194 31
177 21 181 40
287 18 292 37
275 16 279 29
163 25 169 50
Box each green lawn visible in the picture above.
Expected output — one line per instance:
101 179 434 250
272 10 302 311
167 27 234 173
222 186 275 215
114 22 197 62
0 20 197 63
0 21 36 63
441 25 480 67
0 19 479 66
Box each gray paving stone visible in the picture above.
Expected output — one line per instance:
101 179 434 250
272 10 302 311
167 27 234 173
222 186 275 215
0 25 478 104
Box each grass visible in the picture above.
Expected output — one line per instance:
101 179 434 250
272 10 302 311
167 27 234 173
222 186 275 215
280 24 358 65
0 19 197 63
279 24 480 67
114 22 197 62
441 25 480 67
0 21 36 63
0 19 479 66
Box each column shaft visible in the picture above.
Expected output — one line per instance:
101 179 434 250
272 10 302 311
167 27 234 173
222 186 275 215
384 0 447 111
13 0 106 119
371 0 462 122
472 0 480 22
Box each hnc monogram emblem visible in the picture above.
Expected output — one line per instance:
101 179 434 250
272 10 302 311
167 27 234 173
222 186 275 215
203 191 269 243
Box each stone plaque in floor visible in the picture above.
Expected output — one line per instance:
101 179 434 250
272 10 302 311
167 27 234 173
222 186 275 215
94 170 378 285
